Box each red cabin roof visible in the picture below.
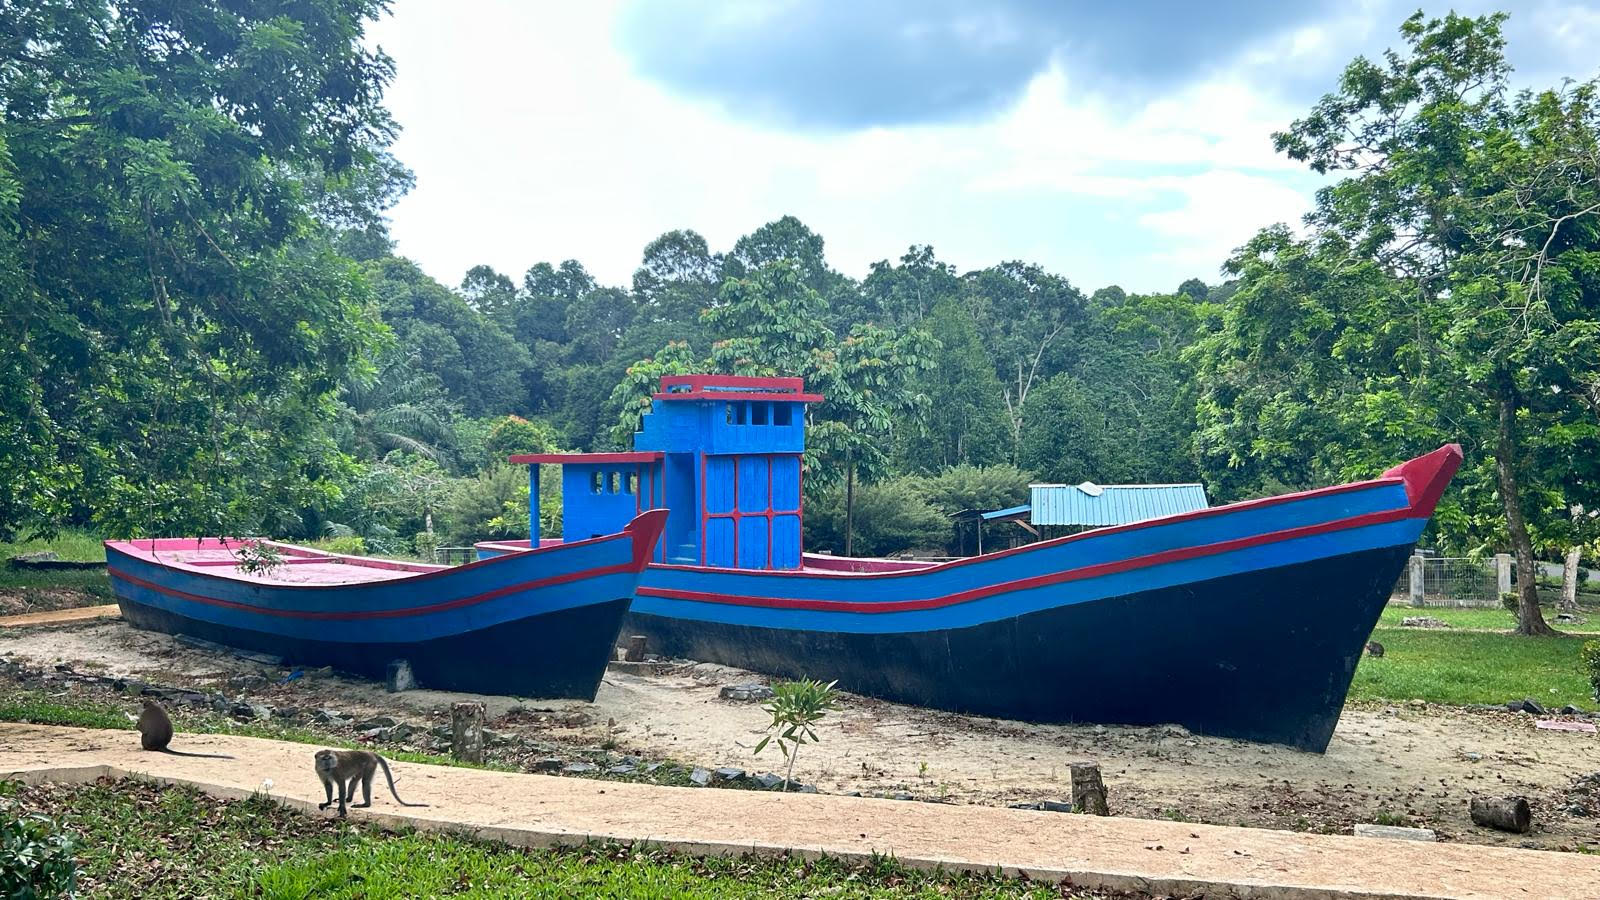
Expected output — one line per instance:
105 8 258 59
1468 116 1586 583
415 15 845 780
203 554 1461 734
508 451 663 465
653 374 823 403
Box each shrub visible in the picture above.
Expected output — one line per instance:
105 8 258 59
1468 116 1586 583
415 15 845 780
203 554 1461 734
1582 640 1600 703
754 679 839 790
318 535 367 556
0 801 78 899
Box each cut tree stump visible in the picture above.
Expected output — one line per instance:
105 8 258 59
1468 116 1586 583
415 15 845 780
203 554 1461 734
1469 797 1531 833
624 635 648 663
1070 762 1109 815
451 701 486 764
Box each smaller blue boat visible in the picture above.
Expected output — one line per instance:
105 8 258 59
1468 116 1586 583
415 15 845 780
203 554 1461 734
106 510 666 699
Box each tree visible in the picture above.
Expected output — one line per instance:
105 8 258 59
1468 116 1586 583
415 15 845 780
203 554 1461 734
0 0 398 539
964 263 1088 455
367 258 531 417
896 298 1011 472
338 353 456 464
1273 11 1600 635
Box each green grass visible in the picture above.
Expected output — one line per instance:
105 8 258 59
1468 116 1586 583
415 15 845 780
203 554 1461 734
3 779 1123 899
0 529 107 563
1352 627 1594 707
1377 603 1600 633
0 528 114 612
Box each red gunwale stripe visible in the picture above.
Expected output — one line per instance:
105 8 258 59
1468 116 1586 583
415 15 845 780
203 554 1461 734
106 562 632 621
635 506 1413 614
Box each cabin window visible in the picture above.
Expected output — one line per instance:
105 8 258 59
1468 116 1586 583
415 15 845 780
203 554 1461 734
626 473 638 494
774 403 792 426
590 471 604 494
609 471 621 494
752 402 769 425
725 402 735 425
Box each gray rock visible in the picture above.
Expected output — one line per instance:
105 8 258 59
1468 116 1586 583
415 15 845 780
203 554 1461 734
312 708 345 723
797 785 818 794
1508 698 1547 715
606 764 635 775
1040 800 1075 813
718 683 775 702
1401 616 1451 628
562 762 598 774
1560 705 1585 715
644 762 664 773
689 767 711 786
712 767 746 783
355 716 397 730
481 728 503 745
380 723 417 742
1565 804 1590 817
273 706 301 720
210 695 233 713
533 758 564 773
1353 823 1437 842
229 703 261 721
430 725 453 739
384 659 417 693
754 773 784 790
891 792 914 801
620 755 642 766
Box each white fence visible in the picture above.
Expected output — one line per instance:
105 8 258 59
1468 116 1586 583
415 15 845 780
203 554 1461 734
1390 553 1507 608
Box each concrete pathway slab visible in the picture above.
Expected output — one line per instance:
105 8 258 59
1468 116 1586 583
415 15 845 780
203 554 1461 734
3 724 1596 900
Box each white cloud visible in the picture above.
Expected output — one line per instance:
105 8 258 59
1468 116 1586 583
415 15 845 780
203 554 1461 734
368 2 1343 294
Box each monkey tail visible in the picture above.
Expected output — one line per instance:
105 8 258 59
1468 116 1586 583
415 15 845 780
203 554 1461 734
375 755 429 807
158 748 236 759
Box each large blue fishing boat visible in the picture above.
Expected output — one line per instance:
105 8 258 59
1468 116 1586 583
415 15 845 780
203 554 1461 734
107 510 666 699
477 375 1460 751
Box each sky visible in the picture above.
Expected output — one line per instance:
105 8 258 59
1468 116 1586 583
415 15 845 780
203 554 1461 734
367 1 1600 296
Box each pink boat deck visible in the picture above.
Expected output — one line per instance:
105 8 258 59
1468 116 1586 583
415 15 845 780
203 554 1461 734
104 538 448 587
480 539 939 575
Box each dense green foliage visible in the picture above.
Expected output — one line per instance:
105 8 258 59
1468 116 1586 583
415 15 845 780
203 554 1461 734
0 800 76 900
3 5 1598 618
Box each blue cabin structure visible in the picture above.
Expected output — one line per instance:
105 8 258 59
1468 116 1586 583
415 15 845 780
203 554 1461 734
513 375 821 569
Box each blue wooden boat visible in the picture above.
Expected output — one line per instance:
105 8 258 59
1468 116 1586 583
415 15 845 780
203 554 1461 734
477 376 1461 751
106 510 666 699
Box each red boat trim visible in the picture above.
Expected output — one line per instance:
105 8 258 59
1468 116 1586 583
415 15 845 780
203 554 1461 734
636 505 1415 613
508 451 663 464
106 562 635 621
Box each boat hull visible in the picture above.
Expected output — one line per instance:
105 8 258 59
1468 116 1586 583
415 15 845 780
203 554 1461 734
116 594 630 700
626 544 1408 751
108 511 666 700
479 447 1461 750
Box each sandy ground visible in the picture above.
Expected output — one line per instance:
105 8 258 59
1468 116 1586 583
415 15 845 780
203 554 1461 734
8 724 1600 900
3 620 1598 852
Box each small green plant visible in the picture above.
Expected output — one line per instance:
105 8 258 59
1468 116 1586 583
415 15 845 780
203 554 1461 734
413 530 440 561
1501 591 1520 621
1582 640 1600 702
231 539 284 577
1373 809 1414 827
0 800 78 899
918 761 929 779
753 679 838 791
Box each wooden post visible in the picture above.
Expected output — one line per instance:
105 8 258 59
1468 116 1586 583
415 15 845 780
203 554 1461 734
624 635 648 662
451 701 485 764
1070 762 1108 815
1408 552 1425 606
1469 796 1531 833
528 465 541 545
1495 553 1513 599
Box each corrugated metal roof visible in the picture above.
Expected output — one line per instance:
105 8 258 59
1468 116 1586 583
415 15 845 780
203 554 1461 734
1028 483 1208 527
981 505 1032 522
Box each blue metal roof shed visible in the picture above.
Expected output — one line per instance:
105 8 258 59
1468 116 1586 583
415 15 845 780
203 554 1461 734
1029 482 1208 527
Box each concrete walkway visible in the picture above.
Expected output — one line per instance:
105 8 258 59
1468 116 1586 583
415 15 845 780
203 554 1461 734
3 724 1596 899
0 604 120 628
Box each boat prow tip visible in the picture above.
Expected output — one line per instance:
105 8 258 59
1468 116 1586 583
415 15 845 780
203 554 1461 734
1382 443 1464 515
624 509 670 570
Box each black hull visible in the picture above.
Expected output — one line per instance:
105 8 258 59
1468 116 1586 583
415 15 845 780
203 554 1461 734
119 597 631 700
626 546 1410 751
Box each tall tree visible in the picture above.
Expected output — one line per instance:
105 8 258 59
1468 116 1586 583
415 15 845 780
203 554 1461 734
897 298 1011 472
1231 11 1600 634
0 0 398 538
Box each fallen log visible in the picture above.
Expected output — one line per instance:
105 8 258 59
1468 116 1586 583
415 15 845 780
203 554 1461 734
1469 797 1531 833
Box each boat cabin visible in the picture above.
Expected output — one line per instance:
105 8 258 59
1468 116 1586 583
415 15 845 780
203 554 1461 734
510 375 821 569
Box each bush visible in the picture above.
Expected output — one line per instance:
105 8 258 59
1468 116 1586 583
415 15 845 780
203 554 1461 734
0 801 77 899
1583 640 1600 703
317 535 367 556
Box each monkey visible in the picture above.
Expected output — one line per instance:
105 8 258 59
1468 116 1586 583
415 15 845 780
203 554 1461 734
314 748 429 817
136 699 234 759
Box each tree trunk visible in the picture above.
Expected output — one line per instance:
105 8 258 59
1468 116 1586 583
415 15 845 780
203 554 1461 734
1494 381 1558 636
1561 546 1582 614
844 448 855 558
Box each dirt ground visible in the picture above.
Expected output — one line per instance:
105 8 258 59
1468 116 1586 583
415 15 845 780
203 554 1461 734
3 619 1598 852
